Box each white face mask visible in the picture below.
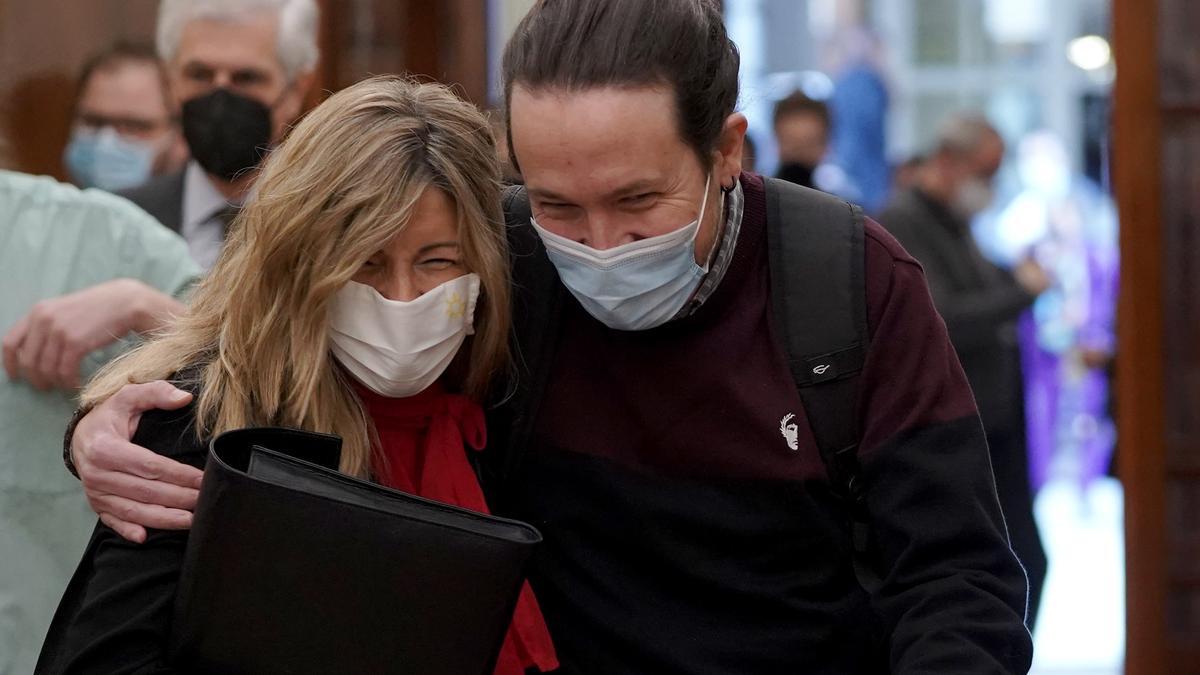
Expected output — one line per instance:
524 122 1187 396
328 274 480 398
952 177 995 220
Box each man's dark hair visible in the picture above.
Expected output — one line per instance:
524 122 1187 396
73 41 171 113
501 0 740 171
772 90 831 132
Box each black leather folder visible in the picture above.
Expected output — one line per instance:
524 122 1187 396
168 427 542 674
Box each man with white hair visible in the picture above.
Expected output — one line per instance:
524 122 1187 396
121 0 319 270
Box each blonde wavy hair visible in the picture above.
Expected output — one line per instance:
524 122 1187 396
83 76 510 478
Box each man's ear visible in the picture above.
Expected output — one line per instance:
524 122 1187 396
713 112 749 186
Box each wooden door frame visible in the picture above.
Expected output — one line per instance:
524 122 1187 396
1112 0 1167 673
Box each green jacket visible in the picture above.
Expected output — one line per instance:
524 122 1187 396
0 170 199 674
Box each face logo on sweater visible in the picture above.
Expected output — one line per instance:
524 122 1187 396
780 413 799 451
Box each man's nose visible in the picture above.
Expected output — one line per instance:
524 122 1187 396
581 214 634 250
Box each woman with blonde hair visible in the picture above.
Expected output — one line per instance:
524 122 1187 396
36 76 557 674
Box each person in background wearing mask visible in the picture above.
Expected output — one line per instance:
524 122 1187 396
772 90 830 190
0 145 198 673
64 42 187 193
67 2 1033 671
120 0 317 270
36 76 556 675
880 113 1051 629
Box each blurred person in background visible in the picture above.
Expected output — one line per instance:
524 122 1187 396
121 0 318 270
994 131 1119 496
827 26 891 214
773 89 862 201
879 113 1051 629
772 90 829 190
0 142 198 673
63 42 188 193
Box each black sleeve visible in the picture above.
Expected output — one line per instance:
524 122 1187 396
35 405 206 675
855 237 1033 673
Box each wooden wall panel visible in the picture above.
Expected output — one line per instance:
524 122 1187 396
314 0 488 106
1118 0 1200 670
1159 0 1200 667
1159 0 1200 110
1161 114 1200 477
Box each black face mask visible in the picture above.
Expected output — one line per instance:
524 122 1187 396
776 162 817 190
181 88 273 181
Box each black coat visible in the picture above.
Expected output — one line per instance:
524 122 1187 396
878 188 1034 434
119 171 186 234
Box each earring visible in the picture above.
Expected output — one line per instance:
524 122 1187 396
720 178 736 194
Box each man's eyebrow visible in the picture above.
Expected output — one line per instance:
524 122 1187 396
527 186 571 202
603 179 659 199
528 178 661 203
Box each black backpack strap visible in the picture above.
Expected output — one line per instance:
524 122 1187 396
763 178 879 591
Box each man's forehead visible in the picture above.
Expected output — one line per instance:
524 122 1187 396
510 87 685 154
175 14 282 71
79 65 170 116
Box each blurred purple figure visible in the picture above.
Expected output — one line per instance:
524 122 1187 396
995 132 1119 494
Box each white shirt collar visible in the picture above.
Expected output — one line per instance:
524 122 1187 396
181 161 233 233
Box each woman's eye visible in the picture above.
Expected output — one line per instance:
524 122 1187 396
421 258 459 269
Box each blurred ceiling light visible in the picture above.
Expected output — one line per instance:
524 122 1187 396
1068 35 1112 71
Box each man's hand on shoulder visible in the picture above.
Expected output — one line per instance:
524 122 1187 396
72 381 202 543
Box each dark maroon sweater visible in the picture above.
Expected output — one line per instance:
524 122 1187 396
489 174 1032 674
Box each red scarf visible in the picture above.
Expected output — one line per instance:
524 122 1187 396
353 381 558 675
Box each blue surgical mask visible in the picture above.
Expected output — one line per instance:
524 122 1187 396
64 127 157 192
531 175 716 331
